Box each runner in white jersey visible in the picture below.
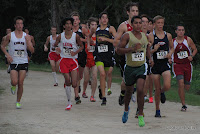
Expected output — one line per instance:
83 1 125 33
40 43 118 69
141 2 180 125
1 16 34 109
44 26 60 86
54 17 84 110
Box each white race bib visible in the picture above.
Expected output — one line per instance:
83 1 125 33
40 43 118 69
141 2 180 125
98 45 108 53
14 50 25 57
88 45 95 52
63 47 72 56
156 51 168 59
132 52 144 61
177 51 188 59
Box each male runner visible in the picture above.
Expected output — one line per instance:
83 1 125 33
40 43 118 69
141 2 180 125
1 16 34 109
89 12 116 105
117 16 152 127
148 15 174 117
54 17 84 110
172 24 197 111
44 26 60 86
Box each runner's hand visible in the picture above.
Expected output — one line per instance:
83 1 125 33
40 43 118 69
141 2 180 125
99 37 107 42
70 51 76 56
154 44 160 51
44 46 48 52
168 58 172 64
55 47 61 54
149 59 154 67
131 43 141 52
188 56 193 61
7 55 13 64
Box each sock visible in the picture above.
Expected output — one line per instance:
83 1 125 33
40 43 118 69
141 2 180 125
121 90 125 95
65 86 71 105
52 72 58 83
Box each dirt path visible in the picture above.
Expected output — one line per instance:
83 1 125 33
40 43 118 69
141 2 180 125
0 70 199 134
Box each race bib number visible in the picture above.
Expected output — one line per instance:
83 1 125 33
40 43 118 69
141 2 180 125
156 51 168 59
88 45 95 52
98 45 108 53
63 47 72 56
132 51 144 61
177 51 188 59
14 50 25 57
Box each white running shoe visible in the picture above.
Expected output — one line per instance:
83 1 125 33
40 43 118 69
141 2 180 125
131 94 136 103
65 105 72 110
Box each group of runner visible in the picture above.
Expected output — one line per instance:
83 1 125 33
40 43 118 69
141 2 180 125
1 2 197 127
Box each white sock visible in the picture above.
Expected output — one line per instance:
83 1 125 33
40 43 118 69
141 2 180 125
52 72 58 83
65 86 71 105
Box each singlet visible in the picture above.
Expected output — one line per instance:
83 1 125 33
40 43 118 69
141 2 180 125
173 36 191 64
95 25 114 62
75 26 86 50
8 31 28 64
125 32 148 67
60 32 78 59
50 34 58 52
152 31 169 64
125 21 133 31
85 34 96 59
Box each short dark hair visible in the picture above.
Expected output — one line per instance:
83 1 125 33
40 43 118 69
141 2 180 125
176 24 185 30
88 17 98 27
14 16 25 24
140 14 149 21
99 12 108 19
51 26 57 29
148 18 153 23
70 11 80 18
131 16 141 24
125 2 139 12
62 17 74 26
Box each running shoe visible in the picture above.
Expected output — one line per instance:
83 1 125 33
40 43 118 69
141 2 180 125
181 105 187 111
101 97 107 106
11 86 16 95
65 104 72 110
90 96 96 102
135 108 145 118
138 115 145 127
149 97 153 103
16 102 21 109
98 86 102 100
144 96 149 102
122 106 130 123
107 89 112 95
82 92 88 98
54 83 58 86
75 96 81 104
118 93 125 106
155 110 161 117
131 93 136 103
160 92 166 104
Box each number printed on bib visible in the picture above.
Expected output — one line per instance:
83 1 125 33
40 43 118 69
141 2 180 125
132 51 144 61
156 51 168 59
14 50 25 57
88 45 95 52
98 45 108 53
177 51 188 59
63 47 72 56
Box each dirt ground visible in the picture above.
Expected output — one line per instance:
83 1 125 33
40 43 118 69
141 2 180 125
0 70 199 134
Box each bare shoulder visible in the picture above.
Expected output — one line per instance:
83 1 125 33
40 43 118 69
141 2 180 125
167 32 172 39
117 22 127 32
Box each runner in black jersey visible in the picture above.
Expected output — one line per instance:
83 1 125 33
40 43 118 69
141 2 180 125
88 12 116 106
71 12 89 104
148 15 174 117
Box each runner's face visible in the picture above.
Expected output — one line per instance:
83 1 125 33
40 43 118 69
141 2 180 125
127 6 139 18
64 20 73 31
51 27 57 35
155 19 164 31
72 16 80 27
6 29 11 34
176 26 185 37
132 18 142 32
142 17 149 29
90 21 97 30
15 20 23 31
148 21 153 32
100 14 108 25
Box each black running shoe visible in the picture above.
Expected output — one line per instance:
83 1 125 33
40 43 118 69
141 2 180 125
101 97 107 106
78 86 81 93
118 93 125 106
155 110 161 117
98 85 102 100
160 92 166 104
75 96 81 104
181 105 187 111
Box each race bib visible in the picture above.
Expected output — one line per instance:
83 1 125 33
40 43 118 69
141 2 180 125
177 51 188 59
63 47 72 56
98 45 108 53
88 45 95 52
156 51 168 59
14 50 25 57
132 51 144 61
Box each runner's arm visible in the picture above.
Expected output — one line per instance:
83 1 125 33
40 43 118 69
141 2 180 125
167 33 174 59
188 37 197 60
31 36 36 47
44 36 50 51
54 34 61 47
75 34 84 55
113 23 126 47
25 35 34 53
116 33 131 55
1 34 11 57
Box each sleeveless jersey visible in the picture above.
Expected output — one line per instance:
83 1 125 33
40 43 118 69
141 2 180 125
8 31 28 64
50 34 58 52
85 35 96 59
125 32 148 67
125 21 133 31
173 36 191 64
60 32 78 59
75 26 85 49
95 25 114 62
152 31 169 64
